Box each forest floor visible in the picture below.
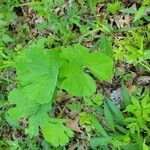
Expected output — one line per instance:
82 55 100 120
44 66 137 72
0 0 150 150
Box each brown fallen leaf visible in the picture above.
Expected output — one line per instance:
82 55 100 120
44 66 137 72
109 14 132 29
66 117 83 133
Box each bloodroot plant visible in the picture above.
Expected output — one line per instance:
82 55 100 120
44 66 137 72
6 39 114 147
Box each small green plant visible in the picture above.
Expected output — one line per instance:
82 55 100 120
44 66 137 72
79 89 150 149
125 92 150 135
6 39 113 147
114 28 150 71
1 0 150 149
107 2 121 15
120 1 150 23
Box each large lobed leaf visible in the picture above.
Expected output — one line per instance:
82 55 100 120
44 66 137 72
7 88 40 122
8 89 73 147
7 42 113 147
16 46 60 104
7 43 73 147
25 106 74 147
59 44 113 97
42 118 74 147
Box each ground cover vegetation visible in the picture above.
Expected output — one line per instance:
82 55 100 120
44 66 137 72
0 0 150 149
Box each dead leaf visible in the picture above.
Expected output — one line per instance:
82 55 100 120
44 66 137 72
109 14 132 28
66 117 83 133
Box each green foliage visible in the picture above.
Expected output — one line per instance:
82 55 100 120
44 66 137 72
0 138 42 150
120 6 137 14
6 40 113 147
99 36 113 59
121 2 150 23
125 92 150 135
107 99 124 123
31 0 94 45
104 102 115 131
80 112 108 136
121 83 131 106
86 91 150 149
84 93 104 106
59 44 113 96
7 88 40 122
1 0 150 149
107 2 121 15
0 1 17 69
67 102 82 113
41 119 74 147
7 87 73 147
133 6 146 22
114 28 150 71
15 46 60 104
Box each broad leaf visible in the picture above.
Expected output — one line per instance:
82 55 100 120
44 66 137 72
87 52 113 80
16 46 60 104
25 104 51 138
25 105 74 147
25 106 73 147
59 61 96 97
42 118 74 147
7 88 40 122
59 44 113 97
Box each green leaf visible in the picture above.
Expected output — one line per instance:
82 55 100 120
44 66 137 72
87 52 113 80
25 108 74 147
104 102 115 131
107 100 124 123
141 92 150 108
122 143 142 150
80 112 108 136
42 119 74 147
8 89 54 140
90 137 112 148
84 93 103 106
131 97 141 109
120 7 137 14
99 36 113 59
91 116 108 137
143 141 149 150
59 61 96 97
16 46 60 104
59 44 113 97
25 104 50 138
121 83 131 106
2 34 14 43
7 88 40 122
8 80 71 146
133 6 146 22
107 2 121 15
80 112 92 125
144 50 150 59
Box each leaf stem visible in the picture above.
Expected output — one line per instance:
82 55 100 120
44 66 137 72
138 61 150 72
